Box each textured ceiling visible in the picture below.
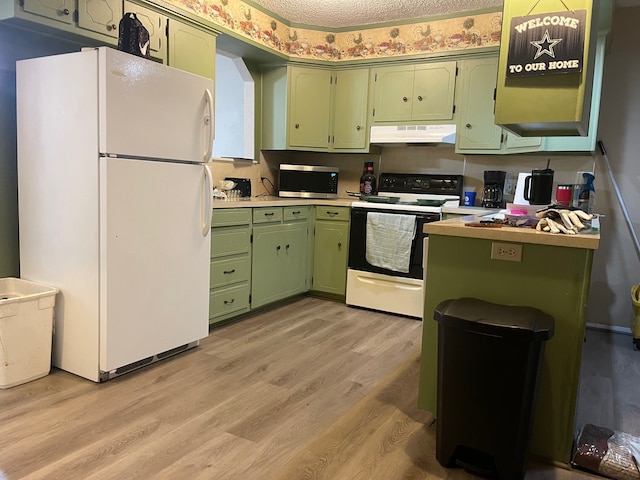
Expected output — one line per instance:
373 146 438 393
251 0 640 28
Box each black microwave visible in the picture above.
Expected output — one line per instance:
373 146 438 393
278 164 339 199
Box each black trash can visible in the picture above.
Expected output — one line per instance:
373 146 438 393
434 297 554 480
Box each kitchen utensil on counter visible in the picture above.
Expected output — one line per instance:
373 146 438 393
524 161 554 205
481 170 506 209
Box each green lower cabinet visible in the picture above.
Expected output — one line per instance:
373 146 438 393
209 208 252 325
312 206 350 296
251 206 310 310
418 234 594 464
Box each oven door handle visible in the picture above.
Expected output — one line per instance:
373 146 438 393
355 275 423 290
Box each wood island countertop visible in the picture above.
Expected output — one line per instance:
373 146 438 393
424 216 600 250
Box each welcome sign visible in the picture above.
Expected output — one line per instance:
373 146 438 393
506 9 587 77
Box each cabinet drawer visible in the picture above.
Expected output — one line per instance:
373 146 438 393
315 206 350 221
283 206 310 222
253 207 283 224
211 208 252 227
209 284 250 319
210 256 251 288
211 225 251 258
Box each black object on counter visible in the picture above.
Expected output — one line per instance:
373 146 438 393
359 162 377 195
433 297 554 480
224 177 251 197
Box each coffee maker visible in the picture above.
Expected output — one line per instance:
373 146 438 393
481 170 506 209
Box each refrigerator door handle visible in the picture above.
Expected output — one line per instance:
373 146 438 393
202 165 213 236
203 88 214 162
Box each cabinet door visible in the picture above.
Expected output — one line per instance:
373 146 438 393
123 1 167 63
251 224 284 309
288 67 331 149
504 132 542 151
77 0 122 38
372 65 414 122
332 69 368 150
456 57 502 151
281 222 309 297
23 0 74 24
313 220 349 295
168 20 216 79
412 61 456 121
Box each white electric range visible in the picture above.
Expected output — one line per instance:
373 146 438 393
346 173 463 318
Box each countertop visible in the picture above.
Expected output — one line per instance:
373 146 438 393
213 197 493 215
423 216 600 250
213 196 354 208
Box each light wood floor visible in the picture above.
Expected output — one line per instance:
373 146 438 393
0 297 621 479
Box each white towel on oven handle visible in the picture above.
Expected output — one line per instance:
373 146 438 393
365 212 417 273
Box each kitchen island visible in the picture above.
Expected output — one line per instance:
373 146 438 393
418 217 600 465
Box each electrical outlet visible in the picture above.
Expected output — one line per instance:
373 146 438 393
491 242 523 262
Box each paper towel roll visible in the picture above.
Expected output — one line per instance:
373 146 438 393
514 172 530 205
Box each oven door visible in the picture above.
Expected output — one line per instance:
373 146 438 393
347 206 440 279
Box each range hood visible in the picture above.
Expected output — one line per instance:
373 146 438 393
369 125 456 146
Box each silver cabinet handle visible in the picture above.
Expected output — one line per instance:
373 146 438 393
402 96 408 102
417 95 423 101
61 8 70 15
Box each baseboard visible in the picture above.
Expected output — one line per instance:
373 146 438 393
586 322 633 335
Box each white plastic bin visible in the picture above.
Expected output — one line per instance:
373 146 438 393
0 277 59 388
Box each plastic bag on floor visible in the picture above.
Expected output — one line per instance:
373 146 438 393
572 424 640 480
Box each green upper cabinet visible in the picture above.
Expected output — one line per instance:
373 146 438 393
371 61 457 124
455 57 502 151
542 33 606 153
331 69 369 150
262 65 371 152
167 19 216 79
455 56 543 155
288 67 332 149
1 0 122 44
494 0 601 137
123 2 216 79
23 0 74 25
77 0 122 39
123 1 167 63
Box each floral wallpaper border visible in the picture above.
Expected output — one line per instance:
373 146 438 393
165 0 503 61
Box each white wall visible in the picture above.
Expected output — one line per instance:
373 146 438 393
588 6 640 331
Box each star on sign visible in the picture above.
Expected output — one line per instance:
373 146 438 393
530 30 563 60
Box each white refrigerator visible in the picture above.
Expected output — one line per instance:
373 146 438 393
16 47 215 382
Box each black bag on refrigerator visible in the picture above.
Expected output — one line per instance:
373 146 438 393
117 13 151 59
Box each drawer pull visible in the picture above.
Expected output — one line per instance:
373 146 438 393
326 211 338 216
264 212 274 217
224 298 235 305
277 245 281 250
292 210 301 215
286 244 290 249
223 269 236 275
